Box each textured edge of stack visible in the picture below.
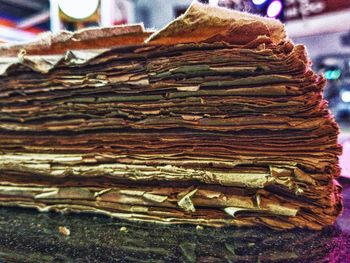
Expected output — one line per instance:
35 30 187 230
0 2 343 230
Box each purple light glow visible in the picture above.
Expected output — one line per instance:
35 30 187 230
267 0 283 18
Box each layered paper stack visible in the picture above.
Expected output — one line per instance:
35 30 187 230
0 3 342 229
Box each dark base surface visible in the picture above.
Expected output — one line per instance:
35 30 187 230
0 179 349 263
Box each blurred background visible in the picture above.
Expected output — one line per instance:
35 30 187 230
0 0 349 177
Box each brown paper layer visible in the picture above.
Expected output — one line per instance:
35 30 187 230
0 3 342 229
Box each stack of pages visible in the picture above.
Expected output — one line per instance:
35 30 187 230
0 3 342 229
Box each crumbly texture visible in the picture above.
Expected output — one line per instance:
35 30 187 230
0 24 153 56
0 205 349 262
0 3 342 230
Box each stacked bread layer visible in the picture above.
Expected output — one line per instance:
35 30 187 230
0 3 342 229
